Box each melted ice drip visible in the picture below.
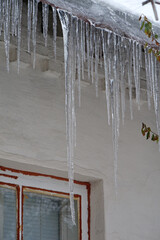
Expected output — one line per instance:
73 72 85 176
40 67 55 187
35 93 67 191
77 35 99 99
58 9 76 225
32 0 39 69
52 6 57 59
42 3 49 47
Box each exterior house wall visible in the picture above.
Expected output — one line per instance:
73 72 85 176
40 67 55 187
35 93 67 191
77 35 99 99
0 2 160 240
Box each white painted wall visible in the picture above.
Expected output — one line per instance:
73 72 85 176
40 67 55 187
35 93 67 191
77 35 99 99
0 22 160 240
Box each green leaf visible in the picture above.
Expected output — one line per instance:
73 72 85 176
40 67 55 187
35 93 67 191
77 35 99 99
151 134 155 141
140 21 145 30
155 34 158 39
146 131 150 139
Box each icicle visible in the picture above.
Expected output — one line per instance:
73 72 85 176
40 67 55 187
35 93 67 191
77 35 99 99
151 52 156 106
95 29 99 97
42 3 49 47
76 18 81 107
80 19 84 80
71 17 77 148
58 9 76 225
119 37 126 125
127 40 133 119
17 0 23 74
108 33 120 196
32 0 39 69
90 25 94 84
136 42 141 110
82 21 86 63
110 78 119 196
99 34 103 68
52 6 57 59
27 0 32 53
153 59 160 151
3 0 10 72
102 30 110 125
113 33 120 137
139 44 142 67
148 51 153 96
0 0 2 35
86 22 90 81
144 48 151 110
11 0 18 37
133 41 140 110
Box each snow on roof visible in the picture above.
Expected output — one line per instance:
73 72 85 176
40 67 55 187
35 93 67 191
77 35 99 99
44 0 160 46
92 0 160 23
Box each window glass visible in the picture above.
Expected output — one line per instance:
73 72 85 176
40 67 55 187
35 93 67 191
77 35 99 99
0 186 17 240
23 190 79 240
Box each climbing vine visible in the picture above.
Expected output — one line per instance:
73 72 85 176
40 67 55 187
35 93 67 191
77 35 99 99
141 123 159 143
139 14 160 61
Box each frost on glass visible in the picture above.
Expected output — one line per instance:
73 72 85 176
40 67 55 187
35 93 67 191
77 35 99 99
0 186 17 240
23 191 79 240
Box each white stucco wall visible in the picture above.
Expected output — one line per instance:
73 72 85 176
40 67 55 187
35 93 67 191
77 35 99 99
0 20 160 240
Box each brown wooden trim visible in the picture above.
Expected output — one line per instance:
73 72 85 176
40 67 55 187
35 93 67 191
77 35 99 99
0 165 89 186
0 173 18 179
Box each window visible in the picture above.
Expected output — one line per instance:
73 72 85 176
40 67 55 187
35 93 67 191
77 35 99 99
0 167 90 240
0 183 19 240
23 188 80 240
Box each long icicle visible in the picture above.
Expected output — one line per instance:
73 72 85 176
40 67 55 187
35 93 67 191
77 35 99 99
17 0 23 74
32 0 39 69
52 6 57 59
102 30 110 125
3 0 10 72
42 3 49 47
27 0 32 53
128 40 133 119
95 29 99 97
86 22 90 81
58 9 75 225
76 18 81 107
144 48 151 110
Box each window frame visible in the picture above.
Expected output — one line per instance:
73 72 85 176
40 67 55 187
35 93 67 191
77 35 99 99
0 166 90 240
22 186 82 240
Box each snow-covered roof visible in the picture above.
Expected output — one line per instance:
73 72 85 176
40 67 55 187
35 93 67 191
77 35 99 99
43 0 160 46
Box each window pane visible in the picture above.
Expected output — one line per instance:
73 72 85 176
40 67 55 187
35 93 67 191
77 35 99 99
23 191 79 240
0 186 17 240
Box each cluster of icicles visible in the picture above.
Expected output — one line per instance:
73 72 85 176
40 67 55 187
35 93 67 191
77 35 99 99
0 0 160 224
